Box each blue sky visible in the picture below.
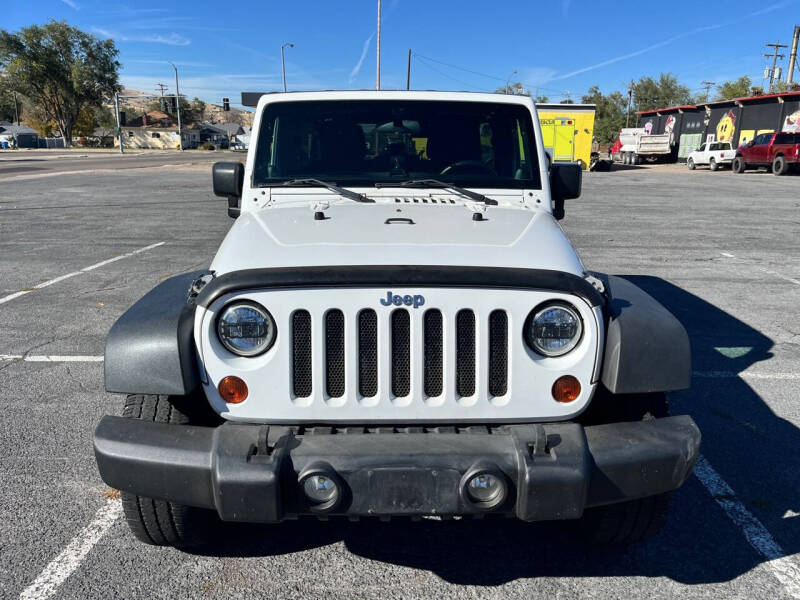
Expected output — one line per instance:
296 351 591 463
6 0 800 108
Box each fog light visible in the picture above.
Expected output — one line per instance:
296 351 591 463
218 375 248 404
467 473 504 504
303 474 339 504
552 375 581 403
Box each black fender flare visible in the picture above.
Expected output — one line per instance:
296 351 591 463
597 274 691 394
104 271 208 395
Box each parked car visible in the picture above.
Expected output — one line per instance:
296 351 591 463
732 131 800 175
686 140 735 171
94 90 700 549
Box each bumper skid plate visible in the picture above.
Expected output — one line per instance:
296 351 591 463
94 415 700 522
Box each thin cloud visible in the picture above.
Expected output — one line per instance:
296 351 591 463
548 1 793 82
93 27 190 46
349 32 375 83
61 0 79 9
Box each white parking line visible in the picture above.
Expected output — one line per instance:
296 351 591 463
694 456 800 598
0 355 104 362
761 268 800 287
0 242 165 306
694 370 800 380
19 498 122 600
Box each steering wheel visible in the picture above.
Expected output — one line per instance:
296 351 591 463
440 160 495 175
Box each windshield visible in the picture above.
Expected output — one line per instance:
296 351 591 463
252 100 541 189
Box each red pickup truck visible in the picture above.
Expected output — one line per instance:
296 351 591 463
732 131 800 175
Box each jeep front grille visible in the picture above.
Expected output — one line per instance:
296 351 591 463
325 310 346 398
292 310 313 397
423 309 443 397
290 308 509 400
358 310 378 397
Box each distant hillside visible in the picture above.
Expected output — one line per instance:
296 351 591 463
117 89 253 127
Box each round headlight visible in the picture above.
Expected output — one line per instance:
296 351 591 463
217 302 276 356
524 302 583 357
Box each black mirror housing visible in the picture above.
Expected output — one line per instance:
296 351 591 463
213 162 245 218
549 162 582 220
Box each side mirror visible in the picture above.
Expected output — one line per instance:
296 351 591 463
747 140 755 147
213 162 244 218
549 162 582 220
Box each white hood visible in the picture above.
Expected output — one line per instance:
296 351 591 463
210 200 585 276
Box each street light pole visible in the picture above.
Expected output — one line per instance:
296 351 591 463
114 91 124 155
168 61 183 151
505 70 517 94
281 43 294 92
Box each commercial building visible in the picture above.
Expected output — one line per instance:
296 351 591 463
637 91 800 162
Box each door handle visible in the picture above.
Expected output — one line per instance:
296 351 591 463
385 218 415 225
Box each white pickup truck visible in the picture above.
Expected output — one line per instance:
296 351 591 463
686 140 735 171
94 90 699 549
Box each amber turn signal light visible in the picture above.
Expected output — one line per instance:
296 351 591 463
552 375 581 403
218 376 248 404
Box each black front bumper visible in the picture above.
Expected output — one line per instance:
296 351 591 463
94 416 700 522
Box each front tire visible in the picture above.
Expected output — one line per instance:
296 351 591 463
687 157 696 170
578 390 672 544
119 393 222 547
773 155 788 175
732 156 746 173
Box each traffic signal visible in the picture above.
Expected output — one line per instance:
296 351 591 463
223 98 230 111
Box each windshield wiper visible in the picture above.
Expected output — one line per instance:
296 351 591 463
280 178 373 203
375 179 496 205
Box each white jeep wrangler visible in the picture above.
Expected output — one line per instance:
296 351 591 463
94 91 700 547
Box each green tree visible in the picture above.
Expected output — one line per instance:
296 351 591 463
715 76 751 101
0 79 20 122
633 73 691 112
581 85 628 144
0 20 120 146
533 94 549 103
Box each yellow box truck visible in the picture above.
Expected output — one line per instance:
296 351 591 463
537 103 596 170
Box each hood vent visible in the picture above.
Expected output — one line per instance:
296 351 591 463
394 197 457 204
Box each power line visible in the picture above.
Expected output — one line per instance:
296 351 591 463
411 52 574 96
413 57 492 92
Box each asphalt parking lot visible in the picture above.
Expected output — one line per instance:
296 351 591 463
1 155 799 599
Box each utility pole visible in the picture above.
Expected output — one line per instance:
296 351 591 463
281 42 294 92
406 48 412 90
376 0 382 90
788 26 800 85
12 91 19 126
764 41 788 92
626 81 634 127
168 62 183 151
156 83 168 111
114 92 124 155
701 80 715 101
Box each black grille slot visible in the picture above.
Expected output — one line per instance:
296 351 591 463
456 310 476 397
325 310 345 398
424 310 443 396
488 310 508 396
292 310 312 397
391 309 411 397
358 309 378 397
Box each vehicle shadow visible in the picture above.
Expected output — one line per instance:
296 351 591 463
187 277 799 586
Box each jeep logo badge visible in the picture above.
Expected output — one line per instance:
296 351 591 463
380 291 425 308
